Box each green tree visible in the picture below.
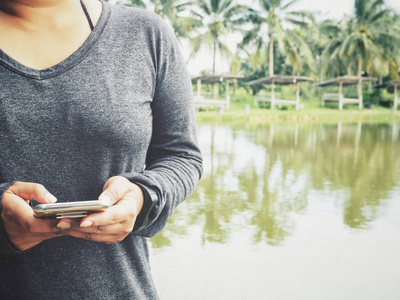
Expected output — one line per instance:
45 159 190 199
322 0 400 79
113 0 199 39
303 16 342 81
189 0 248 75
240 0 313 77
110 0 147 9
151 0 201 39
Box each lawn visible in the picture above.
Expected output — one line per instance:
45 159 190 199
195 87 400 124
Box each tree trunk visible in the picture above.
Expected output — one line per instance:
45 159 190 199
319 57 323 82
269 33 274 77
212 41 218 99
212 41 217 76
357 56 362 77
357 56 363 110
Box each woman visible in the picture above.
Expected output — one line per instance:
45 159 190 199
0 0 202 298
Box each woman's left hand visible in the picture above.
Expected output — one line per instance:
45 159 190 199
58 176 143 244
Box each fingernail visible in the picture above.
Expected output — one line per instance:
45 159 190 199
100 195 112 205
57 222 71 230
80 220 93 228
45 193 57 203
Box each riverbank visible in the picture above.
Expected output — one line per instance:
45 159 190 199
196 106 400 124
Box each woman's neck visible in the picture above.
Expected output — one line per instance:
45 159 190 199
1 0 71 8
0 0 84 30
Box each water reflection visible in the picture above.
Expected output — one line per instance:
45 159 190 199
151 123 400 248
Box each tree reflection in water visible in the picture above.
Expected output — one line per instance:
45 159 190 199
150 122 400 248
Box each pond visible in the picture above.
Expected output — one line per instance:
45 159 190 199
149 122 400 300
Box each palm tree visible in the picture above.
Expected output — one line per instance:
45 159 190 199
112 0 147 9
322 0 400 79
304 16 342 81
114 0 199 39
240 0 313 77
320 18 353 78
372 11 400 80
189 0 248 76
151 0 201 39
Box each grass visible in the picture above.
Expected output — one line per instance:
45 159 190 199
195 87 400 125
196 106 400 125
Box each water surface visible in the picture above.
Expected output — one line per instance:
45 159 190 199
150 122 400 300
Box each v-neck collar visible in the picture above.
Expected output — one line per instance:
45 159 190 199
0 1 111 80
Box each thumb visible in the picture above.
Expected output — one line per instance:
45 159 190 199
7 182 57 204
98 176 132 205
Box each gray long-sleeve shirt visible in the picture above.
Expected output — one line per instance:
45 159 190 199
0 2 202 299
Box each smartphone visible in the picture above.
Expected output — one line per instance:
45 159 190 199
32 200 111 219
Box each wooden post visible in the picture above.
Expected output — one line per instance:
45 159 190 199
225 80 230 110
339 82 343 110
394 84 398 112
271 81 275 110
212 83 218 99
295 82 300 110
358 77 363 110
197 79 201 97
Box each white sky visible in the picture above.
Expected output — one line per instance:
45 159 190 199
291 0 400 19
185 0 400 75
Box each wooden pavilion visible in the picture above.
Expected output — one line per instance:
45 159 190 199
316 75 377 110
191 74 244 111
245 75 314 110
376 79 400 112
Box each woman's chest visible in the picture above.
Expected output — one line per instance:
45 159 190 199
0 65 155 150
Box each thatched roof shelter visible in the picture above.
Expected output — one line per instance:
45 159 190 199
191 74 244 111
316 75 377 110
316 75 377 87
191 74 244 83
245 75 314 86
244 75 314 110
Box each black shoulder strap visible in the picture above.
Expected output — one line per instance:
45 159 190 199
80 0 94 31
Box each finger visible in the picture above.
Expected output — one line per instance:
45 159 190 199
65 230 125 244
69 222 125 234
21 218 61 234
80 202 133 227
56 218 80 230
99 176 133 205
3 194 60 233
7 181 57 204
10 232 65 251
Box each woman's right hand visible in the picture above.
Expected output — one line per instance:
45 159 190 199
1 182 63 251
